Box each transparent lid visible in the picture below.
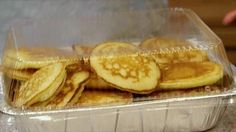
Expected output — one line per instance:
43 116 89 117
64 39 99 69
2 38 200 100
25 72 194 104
0 8 235 115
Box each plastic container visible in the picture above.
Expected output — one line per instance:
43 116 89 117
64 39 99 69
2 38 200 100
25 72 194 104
0 8 235 132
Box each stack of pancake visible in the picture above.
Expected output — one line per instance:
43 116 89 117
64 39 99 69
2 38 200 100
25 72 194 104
2 37 225 109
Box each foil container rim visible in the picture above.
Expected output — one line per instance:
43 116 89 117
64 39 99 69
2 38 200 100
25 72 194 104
0 86 236 116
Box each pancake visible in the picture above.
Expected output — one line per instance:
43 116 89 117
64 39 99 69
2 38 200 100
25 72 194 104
139 37 208 65
25 68 66 107
3 68 37 81
160 62 223 89
3 47 80 69
11 80 23 103
68 81 87 105
85 73 113 90
31 75 67 107
140 37 189 49
14 63 66 107
76 90 133 107
45 71 89 108
90 42 160 94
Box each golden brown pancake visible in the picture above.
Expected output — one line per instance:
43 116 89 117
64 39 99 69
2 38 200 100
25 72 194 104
139 37 208 66
45 71 90 108
160 62 223 89
68 81 87 105
90 42 160 94
76 90 133 107
3 68 37 81
14 63 66 107
3 47 80 69
140 37 189 49
10 80 24 103
85 73 113 90
31 75 67 107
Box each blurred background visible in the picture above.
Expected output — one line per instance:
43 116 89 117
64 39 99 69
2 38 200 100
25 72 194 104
0 0 167 56
170 0 236 65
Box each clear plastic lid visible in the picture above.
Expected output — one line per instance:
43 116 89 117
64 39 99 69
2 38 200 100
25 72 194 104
0 8 235 115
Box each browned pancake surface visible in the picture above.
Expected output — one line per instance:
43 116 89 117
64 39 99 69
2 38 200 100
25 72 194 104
77 90 133 106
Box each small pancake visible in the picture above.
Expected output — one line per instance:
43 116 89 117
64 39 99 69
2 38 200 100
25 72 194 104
85 73 113 90
68 81 87 105
90 42 160 94
139 37 208 65
135 85 222 101
25 65 66 107
14 63 66 107
3 68 37 81
45 71 89 108
31 75 67 107
11 80 23 103
76 90 133 107
3 47 80 69
160 62 223 89
140 37 189 49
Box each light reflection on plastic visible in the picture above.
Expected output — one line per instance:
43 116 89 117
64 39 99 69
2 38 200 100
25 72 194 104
229 98 234 104
0 73 3 94
7 117 14 123
30 116 52 121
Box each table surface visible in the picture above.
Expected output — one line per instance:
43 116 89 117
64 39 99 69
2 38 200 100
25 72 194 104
208 101 236 132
